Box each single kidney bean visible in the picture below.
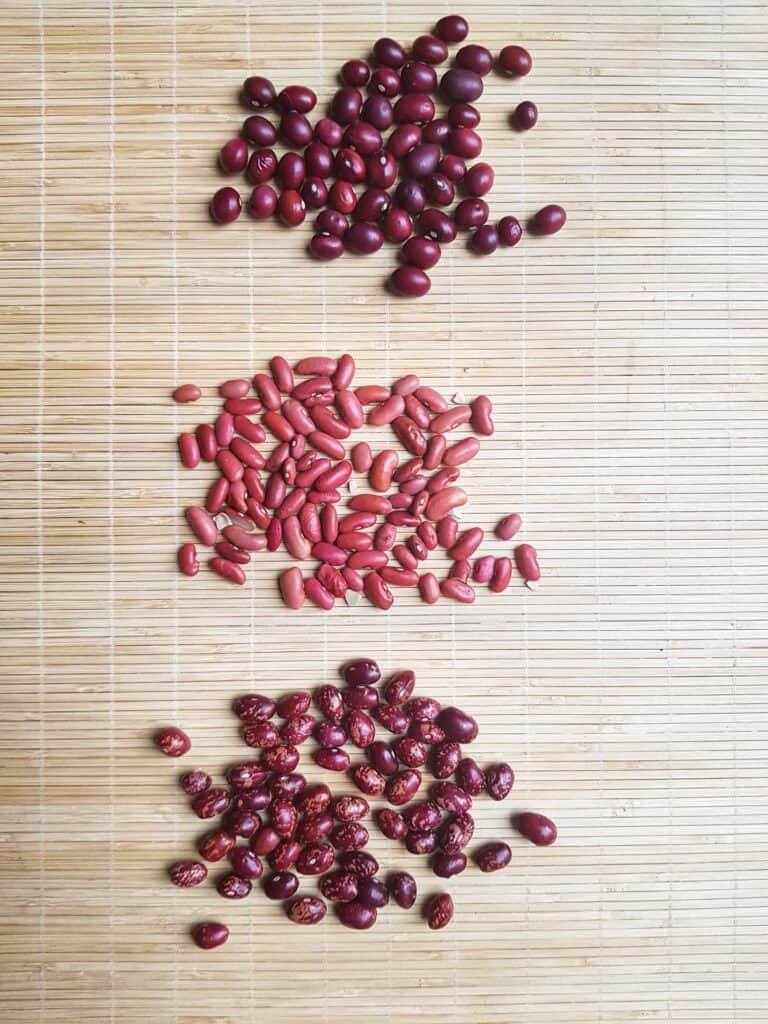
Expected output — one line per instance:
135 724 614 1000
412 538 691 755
180 770 211 795
296 842 335 876
314 747 351 772
431 741 461 780
476 842 513 873
449 559 471 582
234 693 275 723
316 563 348 597
350 441 373 473
352 764 386 797
433 852 467 878
428 467 459 495
368 148 398 188
192 787 230 819
262 410 295 443
280 111 313 148
499 44 532 76
344 688 378 713
215 411 234 446
242 114 276 147
357 877 389 909
426 892 454 930
455 197 489 230
367 395 405 427
192 921 229 950
448 101 480 128
373 524 397 551
377 808 408 841
226 761 268 790
331 822 369 852
496 513 522 540
222 525 265 552
185 506 217 547
320 503 339 543
343 566 364 592
441 67 483 102
224 810 260 839
339 512 376 534
281 714 315 746
389 266 431 299
246 148 277 186
261 745 299 773
531 203 566 235
196 424 218 463
369 450 399 492
173 382 201 404
401 61 438 94
408 720 445 744
286 895 326 925
294 784 332 819
440 578 474 603
263 871 299 900
439 811 475 852
242 722 280 749
455 758 485 797
513 99 538 131
337 901 377 930
249 826 280 856
393 179 426 214
308 429 346 459
210 186 241 224
169 860 207 888
473 555 495 584
246 499 270 529
391 415 428 456
346 709 376 748
514 542 541 582
448 528 484 562
436 707 478 744
281 517 310 560
438 154 467 182
386 768 422 806
393 737 427 768
229 847 263 881
198 830 236 862
320 870 358 903
419 573 440 603
178 543 199 577
486 763 515 801
490 556 513 593
252 373 281 410
234 416 266 445
338 852 379 877
373 35 406 68
367 740 399 776
278 567 305 610
444 437 481 468
516 812 558 846
268 839 302 872
432 780 474 812
364 571 394 610
335 390 365 430
316 684 345 724
380 566 418 587
470 394 494 435
362 94 393 129
390 871 418 910
154 727 190 758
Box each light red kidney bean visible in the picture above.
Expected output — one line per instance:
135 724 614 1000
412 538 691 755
215 541 250 564
173 383 201 403
470 395 494 435
448 527 484 561
419 572 440 603
196 424 217 461
178 543 199 577
351 441 373 472
367 394 405 426
514 543 541 582
495 513 522 540
443 437 480 466
215 412 234 446
369 449 399 492
422 434 446 470
279 567 305 609
336 389 364 428
178 432 200 469
185 506 217 546
489 557 512 593
364 571 394 609
429 405 472 433
425 487 467 521
441 578 475 603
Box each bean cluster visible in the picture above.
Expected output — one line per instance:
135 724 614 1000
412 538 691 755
175 353 541 608
154 658 558 947
209 14 566 297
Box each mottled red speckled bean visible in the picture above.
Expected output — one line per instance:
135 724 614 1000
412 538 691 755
184 506 217 546
178 543 199 577
170 859 208 887
433 851 467 878
154 726 190 757
489 556 512 593
178 432 200 469
250 826 280 855
485 762 515 800
193 921 229 949
352 764 386 796
316 684 345 723
386 768 422 805
180 770 211 795
426 487 467 521
286 895 327 925
344 685 378 710
332 795 369 822
475 841 512 873
514 543 541 582
443 437 480 467
331 821 369 851
473 555 495 583
426 892 453 929
320 870 359 903
419 572 440 604
304 577 335 610
191 786 229 819
448 527 484 561
234 693 276 723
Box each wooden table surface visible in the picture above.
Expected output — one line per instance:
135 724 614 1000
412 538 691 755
1 1 767 1021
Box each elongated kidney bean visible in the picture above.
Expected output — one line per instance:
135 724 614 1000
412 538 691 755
449 559 470 582
403 395 431 429
278 567 304 609
282 398 315 435
427 467 459 494
516 812 558 845
210 557 246 585
470 395 494 435
224 397 262 416
173 383 201 404
441 578 474 603
233 416 266 445
333 389 363 430
415 522 437 551
393 457 423 484
193 424 216 463
418 573 440 604
514 543 541 582
304 577 334 610
473 555 495 584
495 513 522 540
216 450 244 483
316 563 348 596
364 571 394 610
178 432 200 469
308 430 345 460
262 410 295 443
426 487 467 521
391 415 427 456
314 746 350 772
311 406 350 440
342 566 364 591
268 356 293 393
430 405 472 434
215 541 250 565
444 438 480 468
346 551 386 571
367 395 405 427
389 494 413 512
489 556 512 593
264 473 287 510
369 450 398 492
178 543 199 577
372 524 396 551
214 412 234 447
448 528 484 562
380 567 418 587
432 781 473 812
222 525 264 552
298 503 321 542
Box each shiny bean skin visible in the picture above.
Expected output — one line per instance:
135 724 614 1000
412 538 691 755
178 432 200 469
470 395 494 436
531 204 566 235
423 434 447 470
436 515 458 548
364 570 394 609
389 493 412 510
440 578 475 603
425 487 467 521
209 557 246 585
304 577 335 610
351 442 373 473
270 356 294 393
349 494 392 516
342 566 364 591
417 521 438 550
443 437 480 467
485 762 515 801
314 746 351 772
196 423 218 462
286 896 327 925
320 504 339 543
337 901 377 930
380 567 419 587
392 544 418 570
215 412 234 446
336 531 372 551
282 517 312 560
495 513 522 540
476 842 512 872
185 506 217 546
429 405 472 433
315 460 352 490
223 525 267 552
473 555 495 583
403 395 431 428
178 543 199 576
391 415 427 456
265 518 282 551
282 398 315 434
367 395 405 427
489 556 513 593
309 430 346 460
352 764 386 796
414 386 449 413
355 385 391 405
427 467 460 494
339 511 376 532
515 811 558 845
262 410 296 442
311 406 350 439
173 383 201 403
192 921 230 949
331 354 356 390
224 397 263 416
369 450 399 491
418 572 440 603
335 389 365 429
514 543 541 582
448 527 484 561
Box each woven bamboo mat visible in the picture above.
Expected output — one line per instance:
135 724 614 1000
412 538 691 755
1 0 767 1020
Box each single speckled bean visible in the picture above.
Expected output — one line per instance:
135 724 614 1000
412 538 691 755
495 513 522 540
426 892 453 929
475 841 512 872
196 423 218 461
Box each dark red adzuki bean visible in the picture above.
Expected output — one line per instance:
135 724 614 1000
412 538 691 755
209 187 241 224
498 216 522 247
193 921 229 949
435 14 469 43
498 44 532 77
389 266 431 298
440 67 483 103
513 100 538 131
413 35 449 64
531 204 567 236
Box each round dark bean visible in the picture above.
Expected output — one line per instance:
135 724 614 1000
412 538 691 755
263 871 299 899
424 174 454 207
337 900 377 930
395 179 427 214
413 34 449 64
278 85 317 113
455 44 493 76
439 155 466 182
242 75 275 109
400 62 437 94
192 921 229 949
394 94 435 126
368 740 399 776
404 143 441 179
218 137 248 174
344 121 382 156
449 127 482 159
357 877 389 908
530 204 567 235
440 68 483 103
436 707 478 743
367 149 397 189
432 851 467 877
316 209 349 237
370 66 400 96
470 224 498 255
423 119 451 146
498 44 532 77
387 124 422 158
389 870 417 908
382 206 414 243
305 140 333 178
389 266 431 298
209 187 241 225
315 117 343 146
335 147 367 183
309 234 344 261
362 94 393 130
277 152 305 190
342 59 370 86
498 215 522 246
343 658 381 686
448 102 480 129
279 111 313 147
402 236 441 270
435 15 468 43
373 37 407 69
514 100 538 131
248 185 277 220
454 197 488 230
418 209 457 243
463 163 494 197
354 187 391 222
343 684 379 710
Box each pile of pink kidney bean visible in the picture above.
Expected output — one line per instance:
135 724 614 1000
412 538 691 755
154 658 558 946
209 14 566 297
175 353 542 608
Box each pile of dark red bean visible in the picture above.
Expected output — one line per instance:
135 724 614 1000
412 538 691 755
154 658 558 947
209 14 566 297
175 353 541 608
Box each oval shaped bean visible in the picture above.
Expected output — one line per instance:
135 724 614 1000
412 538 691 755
426 892 454 930
364 571 394 610
475 841 512 872
286 896 327 925
470 395 494 435
514 543 540 582
448 527 484 561
184 506 217 546
443 437 480 467
418 572 440 604
473 555 495 583
490 556 513 593
515 811 558 845
496 513 522 540
178 432 200 469
336 389 364 429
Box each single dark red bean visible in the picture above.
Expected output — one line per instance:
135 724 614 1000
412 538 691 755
436 707 478 744
296 842 335 876
246 148 277 186
354 187 390 222
516 811 558 845
154 727 190 757
278 84 317 113
242 75 276 108
314 747 350 772
472 555 495 583
395 179 427 215
315 117 343 146
513 100 538 131
476 842 512 873
304 140 333 179
448 102 480 128
178 543 199 577
242 114 276 146
424 173 455 206
357 877 389 908
332 795 369 823
229 846 264 880
331 86 363 125
234 693 276 723
219 137 248 174
367 740 399 777
343 684 378 711
373 703 411 733
400 62 438 95
361 94 394 130
418 209 457 243
345 222 384 255
328 181 357 214
455 197 489 230
346 709 376 748
403 800 440 832
514 542 541 582
373 36 407 69
345 121 383 156
389 266 431 298
277 189 306 227
286 895 326 925
433 851 467 878
270 773 306 799
192 921 229 949
279 111 313 147
337 901 377 930
250 825 280 856
404 143 441 179
277 152 305 190
440 67 483 103
404 721 441 745
370 66 400 97
389 870 417 909
499 44 532 77
268 838 302 872
456 44 493 76
215 541 250 564
209 187 241 224
225 810 260 838
309 234 344 261
263 871 299 900
434 14 469 43
495 216 522 248
367 149 397 188
387 124 422 159
438 811 475 853
302 177 328 210
449 558 471 582
413 34 449 64
531 204 567 235
464 162 494 197
320 870 359 903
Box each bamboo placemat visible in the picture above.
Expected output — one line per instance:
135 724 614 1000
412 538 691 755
1 0 767 1021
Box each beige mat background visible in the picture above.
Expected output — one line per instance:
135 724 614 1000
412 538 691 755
2 0 767 1021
